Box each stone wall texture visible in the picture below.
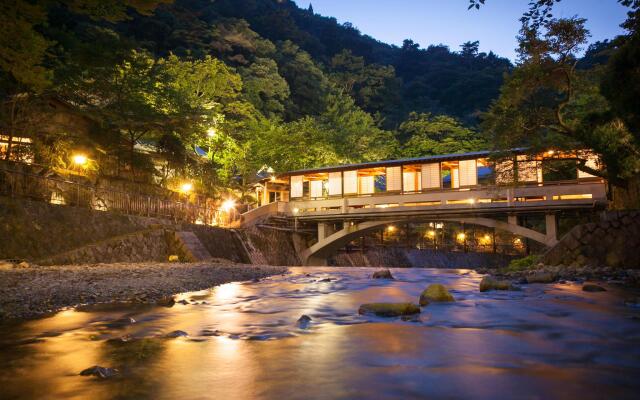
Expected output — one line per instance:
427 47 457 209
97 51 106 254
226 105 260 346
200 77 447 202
541 210 640 268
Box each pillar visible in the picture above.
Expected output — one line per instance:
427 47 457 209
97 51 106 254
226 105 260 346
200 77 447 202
507 214 518 226
545 212 557 243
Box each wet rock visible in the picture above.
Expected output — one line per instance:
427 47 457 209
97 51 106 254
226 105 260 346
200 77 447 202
582 283 606 292
372 269 394 280
165 330 188 338
201 329 222 336
105 317 136 328
358 303 420 317
177 299 189 305
479 276 516 292
297 315 312 329
17 261 30 269
318 278 333 282
526 272 557 284
80 366 119 379
156 296 175 307
419 284 454 306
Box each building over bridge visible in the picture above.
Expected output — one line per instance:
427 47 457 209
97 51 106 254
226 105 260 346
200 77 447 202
242 149 607 265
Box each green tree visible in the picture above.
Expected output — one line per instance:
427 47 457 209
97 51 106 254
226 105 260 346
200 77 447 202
399 112 486 157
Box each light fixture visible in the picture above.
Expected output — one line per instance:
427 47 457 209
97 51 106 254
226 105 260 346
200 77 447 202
221 199 236 212
546 149 555 156
387 225 396 233
427 230 436 237
72 154 88 166
180 182 193 193
292 207 300 215
468 198 476 204
457 232 466 241
484 234 491 241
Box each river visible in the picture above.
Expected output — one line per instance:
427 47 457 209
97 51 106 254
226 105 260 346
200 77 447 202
1 267 639 399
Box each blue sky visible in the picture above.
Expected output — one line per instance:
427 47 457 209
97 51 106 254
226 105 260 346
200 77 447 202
293 0 629 60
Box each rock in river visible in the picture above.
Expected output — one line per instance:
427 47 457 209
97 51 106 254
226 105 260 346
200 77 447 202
526 272 557 284
80 366 119 379
297 315 312 329
479 276 516 292
582 283 607 292
358 303 420 317
165 330 188 338
372 269 394 280
419 284 455 306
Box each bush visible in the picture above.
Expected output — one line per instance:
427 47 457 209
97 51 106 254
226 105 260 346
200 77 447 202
505 254 539 272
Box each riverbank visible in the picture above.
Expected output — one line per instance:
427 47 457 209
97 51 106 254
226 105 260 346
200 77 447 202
477 264 640 287
0 261 287 320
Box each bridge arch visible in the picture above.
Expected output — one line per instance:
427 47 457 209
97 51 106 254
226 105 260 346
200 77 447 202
301 217 557 266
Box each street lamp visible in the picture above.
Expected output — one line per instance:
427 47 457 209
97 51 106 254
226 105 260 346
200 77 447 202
72 154 88 166
180 182 193 193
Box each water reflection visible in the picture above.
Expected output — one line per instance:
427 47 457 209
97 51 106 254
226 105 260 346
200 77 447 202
0 267 639 399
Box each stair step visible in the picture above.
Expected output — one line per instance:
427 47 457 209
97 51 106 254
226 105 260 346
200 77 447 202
174 231 212 261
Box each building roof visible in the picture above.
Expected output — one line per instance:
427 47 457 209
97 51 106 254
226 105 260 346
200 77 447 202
278 149 511 177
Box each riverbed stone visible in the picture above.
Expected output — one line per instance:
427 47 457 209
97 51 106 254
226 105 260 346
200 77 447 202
479 276 515 292
372 269 394 280
80 365 119 379
156 296 175 307
419 284 455 306
297 314 312 329
358 303 420 317
582 283 607 292
165 330 188 338
526 272 557 284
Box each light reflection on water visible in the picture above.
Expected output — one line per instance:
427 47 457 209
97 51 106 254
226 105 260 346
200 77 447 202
1 267 639 400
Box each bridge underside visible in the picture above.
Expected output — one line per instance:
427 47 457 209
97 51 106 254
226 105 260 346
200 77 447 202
300 212 560 266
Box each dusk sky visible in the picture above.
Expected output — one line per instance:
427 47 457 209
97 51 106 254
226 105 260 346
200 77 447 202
293 0 629 60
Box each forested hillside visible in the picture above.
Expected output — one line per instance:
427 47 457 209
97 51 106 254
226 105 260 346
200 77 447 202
2 0 636 201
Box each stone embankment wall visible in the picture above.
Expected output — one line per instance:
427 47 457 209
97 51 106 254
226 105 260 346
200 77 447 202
0 197 261 264
331 247 515 268
39 229 171 265
0 197 165 261
541 211 640 268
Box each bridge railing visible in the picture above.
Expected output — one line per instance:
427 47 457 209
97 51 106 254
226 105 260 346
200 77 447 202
287 180 607 217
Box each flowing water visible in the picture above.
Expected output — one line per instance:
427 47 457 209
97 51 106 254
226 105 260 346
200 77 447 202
1 267 639 400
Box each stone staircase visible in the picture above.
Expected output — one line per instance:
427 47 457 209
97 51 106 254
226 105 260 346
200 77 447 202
170 231 212 262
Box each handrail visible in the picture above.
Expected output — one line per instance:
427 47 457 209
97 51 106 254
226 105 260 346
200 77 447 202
0 166 222 225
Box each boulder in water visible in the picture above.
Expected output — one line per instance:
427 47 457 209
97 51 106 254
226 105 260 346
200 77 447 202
419 284 454 306
526 272 557 284
296 315 312 329
358 303 420 317
479 276 516 292
372 269 394 280
582 283 606 292
80 366 119 379
165 330 188 338
156 296 175 307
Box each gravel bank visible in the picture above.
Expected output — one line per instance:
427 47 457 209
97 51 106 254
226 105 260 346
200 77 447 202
0 261 287 320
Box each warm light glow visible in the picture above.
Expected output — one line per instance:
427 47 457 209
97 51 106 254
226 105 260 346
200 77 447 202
435 223 444 229
468 198 476 204
180 182 193 193
484 234 491 241
207 127 217 137
386 225 396 233
546 149 555 156
221 199 236 212
292 207 300 215
457 232 466 242
270 175 276 182
427 230 436 237
72 154 88 166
